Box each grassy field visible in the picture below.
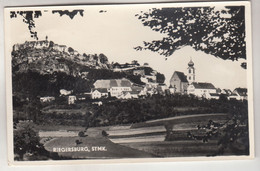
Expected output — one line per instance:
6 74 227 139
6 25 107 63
122 140 224 157
38 113 248 158
44 136 155 159
131 113 230 128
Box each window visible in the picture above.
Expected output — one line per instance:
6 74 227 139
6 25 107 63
189 69 191 73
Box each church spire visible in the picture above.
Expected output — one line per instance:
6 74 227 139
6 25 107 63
187 57 195 84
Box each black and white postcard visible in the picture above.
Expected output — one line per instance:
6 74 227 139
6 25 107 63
4 1 254 165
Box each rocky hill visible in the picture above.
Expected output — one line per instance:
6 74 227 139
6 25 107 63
12 39 111 76
11 39 165 100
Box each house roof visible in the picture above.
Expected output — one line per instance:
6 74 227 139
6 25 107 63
122 91 131 96
222 89 232 94
234 88 247 96
159 83 166 86
192 82 216 89
129 91 140 95
94 79 132 89
209 93 220 96
173 71 188 82
132 86 143 92
92 88 108 93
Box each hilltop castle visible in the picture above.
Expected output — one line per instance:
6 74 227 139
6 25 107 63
12 36 68 53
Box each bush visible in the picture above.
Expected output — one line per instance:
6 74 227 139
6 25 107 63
78 131 86 137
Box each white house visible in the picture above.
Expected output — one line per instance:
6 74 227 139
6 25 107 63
118 92 132 99
91 88 109 99
221 89 232 95
93 79 132 97
40 96 55 103
228 88 247 100
68 95 77 104
60 89 73 96
187 82 216 99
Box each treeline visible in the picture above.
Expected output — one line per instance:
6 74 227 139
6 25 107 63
12 69 146 102
12 70 92 99
25 94 248 128
90 94 248 126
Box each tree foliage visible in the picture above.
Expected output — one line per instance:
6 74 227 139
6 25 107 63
14 123 49 160
10 11 42 40
135 6 246 61
10 10 84 40
68 47 74 53
182 98 249 156
52 10 84 19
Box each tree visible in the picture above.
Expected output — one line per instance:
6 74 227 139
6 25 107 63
99 53 108 64
68 47 74 53
135 6 246 62
49 41 54 48
156 72 165 83
14 123 50 160
10 10 84 40
10 11 42 40
186 99 249 156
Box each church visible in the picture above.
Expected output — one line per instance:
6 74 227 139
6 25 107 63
170 59 218 99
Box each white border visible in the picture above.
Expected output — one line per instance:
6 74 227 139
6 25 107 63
4 1 254 166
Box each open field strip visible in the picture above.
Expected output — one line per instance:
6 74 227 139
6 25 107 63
109 135 166 143
107 113 229 144
39 130 78 137
132 113 229 128
107 126 165 136
146 113 228 123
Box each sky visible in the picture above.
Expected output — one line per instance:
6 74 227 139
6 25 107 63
5 3 248 90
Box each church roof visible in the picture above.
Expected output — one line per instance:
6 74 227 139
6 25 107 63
174 71 188 82
188 59 194 67
192 82 216 89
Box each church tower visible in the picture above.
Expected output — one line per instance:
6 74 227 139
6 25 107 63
187 58 195 84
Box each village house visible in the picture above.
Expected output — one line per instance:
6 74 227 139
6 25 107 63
91 88 109 99
68 95 77 104
53 44 67 52
228 88 247 100
221 89 233 95
92 101 103 106
60 89 73 96
112 60 140 71
187 82 217 99
93 79 133 98
118 92 132 99
133 69 145 76
40 96 55 103
132 86 147 97
130 91 140 98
